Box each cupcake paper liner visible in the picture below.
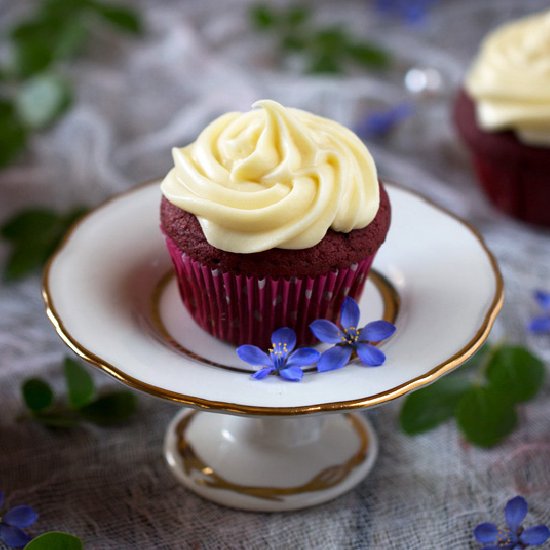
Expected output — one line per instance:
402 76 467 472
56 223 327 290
165 235 375 348
471 154 550 227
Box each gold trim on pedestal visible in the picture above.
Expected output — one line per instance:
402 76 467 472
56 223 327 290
175 412 368 501
42 181 504 416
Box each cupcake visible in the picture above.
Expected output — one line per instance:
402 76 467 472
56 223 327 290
454 11 550 227
160 100 391 348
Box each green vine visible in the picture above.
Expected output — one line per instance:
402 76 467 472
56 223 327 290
0 0 142 281
22 357 137 428
0 0 143 168
249 3 391 73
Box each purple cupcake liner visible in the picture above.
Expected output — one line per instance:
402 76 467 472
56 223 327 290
165 235 375 348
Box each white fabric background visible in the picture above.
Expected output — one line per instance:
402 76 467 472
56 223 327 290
0 0 549 548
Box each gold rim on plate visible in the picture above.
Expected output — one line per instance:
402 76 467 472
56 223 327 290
42 181 504 416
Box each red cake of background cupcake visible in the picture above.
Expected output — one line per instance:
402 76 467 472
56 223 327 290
160 100 391 348
453 11 550 228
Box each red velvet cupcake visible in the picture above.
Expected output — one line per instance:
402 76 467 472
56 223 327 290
160 100 391 347
454 11 550 227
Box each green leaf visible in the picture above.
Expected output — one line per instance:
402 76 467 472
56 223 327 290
312 27 352 54
90 2 143 34
39 0 90 19
22 378 54 411
285 6 310 27
2 208 61 281
3 234 54 281
308 53 342 74
1 209 59 241
80 391 137 425
249 4 277 29
64 358 95 408
281 34 307 52
50 20 88 60
1 207 87 281
486 345 545 403
347 41 391 69
12 19 60 76
16 72 72 129
460 343 490 375
11 14 88 76
0 100 27 167
456 386 517 447
400 373 471 435
24 531 83 549
34 411 80 428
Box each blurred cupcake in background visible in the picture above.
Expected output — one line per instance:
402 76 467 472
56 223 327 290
454 11 550 227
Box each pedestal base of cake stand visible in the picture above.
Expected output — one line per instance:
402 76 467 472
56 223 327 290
43 181 503 511
164 409 378 512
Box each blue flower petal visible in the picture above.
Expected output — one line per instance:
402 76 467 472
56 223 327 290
534 290 550 310
341 297 360 329
355 102 415 139
505 496 528 532
286 347 321 368
0 524 31 548
520 525 550 545
237 345 272 367
251 367 274 380
403 3 432 24
317 346 352 372
279 366 303 382
528 316 550 334
473 523 499 544
310 320 342 343
356 343 386 366
271 327 296 353
359 320 396 342
0 490 4 508
358 115 389 139
3 505 38 529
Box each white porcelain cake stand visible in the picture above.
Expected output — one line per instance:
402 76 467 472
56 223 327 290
43 181 502 512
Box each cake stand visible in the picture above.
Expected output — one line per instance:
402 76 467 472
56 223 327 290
43 181 503 512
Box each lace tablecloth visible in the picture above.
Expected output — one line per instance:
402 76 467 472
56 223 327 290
1 0 549 548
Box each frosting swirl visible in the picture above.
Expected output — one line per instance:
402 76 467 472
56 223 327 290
466 11 550 146
161 100 379 253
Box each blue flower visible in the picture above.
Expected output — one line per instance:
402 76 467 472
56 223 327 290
310 297 396 372
528 290 550 334
237 327 321 382
0 491 38 548
474 496 550 549
373 0 439 25
355 102 414 140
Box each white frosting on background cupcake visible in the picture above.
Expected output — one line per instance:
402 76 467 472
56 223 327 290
466 11 550 146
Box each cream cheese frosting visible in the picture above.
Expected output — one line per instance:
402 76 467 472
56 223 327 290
161 100 379 253
465 11 550 146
